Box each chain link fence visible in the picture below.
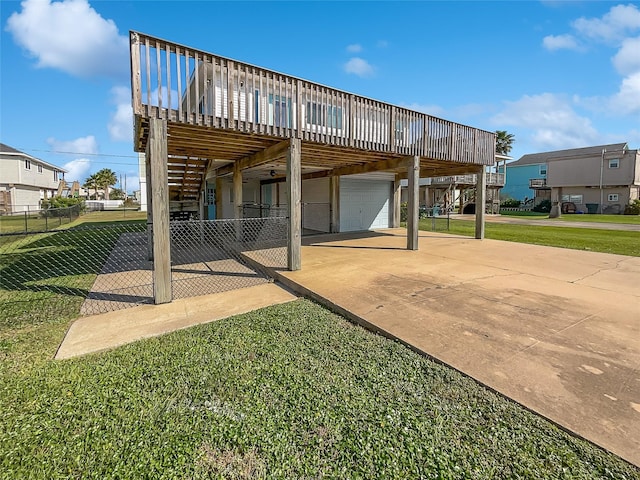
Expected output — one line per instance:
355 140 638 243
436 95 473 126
420 208 451 232
0 223 150 329
0 204 83 235
170 217 287 299
1 217 287 328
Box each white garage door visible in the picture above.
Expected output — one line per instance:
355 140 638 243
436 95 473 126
340 178 391 232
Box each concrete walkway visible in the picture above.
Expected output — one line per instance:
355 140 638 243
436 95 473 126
457 214 640 231
273 230 640 466
56 283 297 359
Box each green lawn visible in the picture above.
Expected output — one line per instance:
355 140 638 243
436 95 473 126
497 211 640 224
498 210 548 217
547 214 640 224
426 219 640 257
1 299 638 479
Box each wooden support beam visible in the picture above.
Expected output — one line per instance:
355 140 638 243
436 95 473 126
233 161 243 219
407 155 420 250
393 173 402 228
329 176 340 233
287 137 302 271
302 155 412 181
475 165 486 239
215 139 291 176
145 153 153 261
147 118 172 304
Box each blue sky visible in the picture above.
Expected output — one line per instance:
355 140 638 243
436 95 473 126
1 0 639 193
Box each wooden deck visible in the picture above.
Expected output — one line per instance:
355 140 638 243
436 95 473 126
130 31 496 202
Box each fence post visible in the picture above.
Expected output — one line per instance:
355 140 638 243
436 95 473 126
24 211 28 233
45 212 48 231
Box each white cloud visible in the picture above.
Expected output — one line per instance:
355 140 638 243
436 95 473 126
377 40 388 48
612 36 640 75
5 0 128 79
492 93 599 150
63 158 91 182
542 34 580 51
346 44 362 53
47 135 98 155
542 5 640 118
108 86 133 142
344 57 374 77
572 4 640 44
610 71 640 114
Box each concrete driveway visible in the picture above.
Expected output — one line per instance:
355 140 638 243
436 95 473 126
275 229 640 466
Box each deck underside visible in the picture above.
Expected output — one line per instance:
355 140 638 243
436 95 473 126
136 115 487 202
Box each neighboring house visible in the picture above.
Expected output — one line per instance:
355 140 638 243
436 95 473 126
504 143 639 213
0 143 67 213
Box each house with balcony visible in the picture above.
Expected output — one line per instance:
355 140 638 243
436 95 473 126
130 32 495 304
504 143 640 213
0 143 67 213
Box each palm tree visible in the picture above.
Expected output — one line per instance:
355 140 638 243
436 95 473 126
495 130 515 156
83 173 99 200
94 168 118 200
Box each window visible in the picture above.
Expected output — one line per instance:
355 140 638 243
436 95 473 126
268 94 291 128
37 164 43 173
306 102 343 129
54 171 59 182
608 159 619 169
24 159 31 170
539 164 547 176
608 194 619 202
562 194 583 204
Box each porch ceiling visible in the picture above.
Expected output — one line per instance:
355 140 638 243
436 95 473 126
137 118 486 202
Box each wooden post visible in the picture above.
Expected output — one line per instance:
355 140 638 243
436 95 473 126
145 153 153 260
233 162 243 218
392 173 402 228
475 165 486 239
407 156 420 250
287 137 301 270
147 118 172 304
329 175 340 233
129 32 142 116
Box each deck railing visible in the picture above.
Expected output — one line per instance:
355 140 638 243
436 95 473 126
429 173 505 186
130 32 495 166
529 178 548 188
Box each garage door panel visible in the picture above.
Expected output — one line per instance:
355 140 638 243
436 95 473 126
340 179 390 232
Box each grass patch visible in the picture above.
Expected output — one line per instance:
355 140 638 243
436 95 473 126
425 219 640 257
1 299 637 478
548 214 640 225
67 210 147 226
0 219 146 330
0 212 77 234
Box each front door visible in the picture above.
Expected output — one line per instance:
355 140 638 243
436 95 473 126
206 182 216 219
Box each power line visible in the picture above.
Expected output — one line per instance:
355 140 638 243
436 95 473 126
17 147 139 159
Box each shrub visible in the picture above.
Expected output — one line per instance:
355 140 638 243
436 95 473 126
500 198 521 208
624 199 640 215
533 199 552 213
41 197 84 217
